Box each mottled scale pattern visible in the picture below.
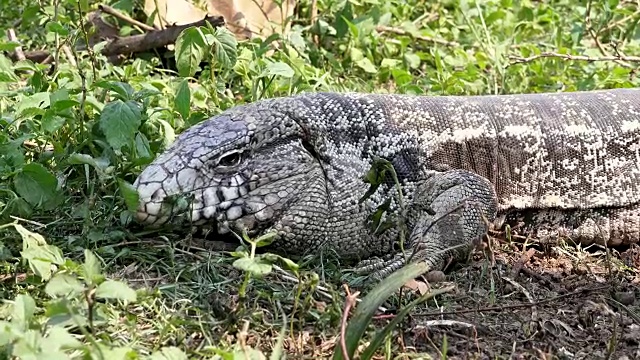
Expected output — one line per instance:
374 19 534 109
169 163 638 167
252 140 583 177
132 88 640 279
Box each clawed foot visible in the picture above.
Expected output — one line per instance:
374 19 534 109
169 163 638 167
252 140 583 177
353 169 498 282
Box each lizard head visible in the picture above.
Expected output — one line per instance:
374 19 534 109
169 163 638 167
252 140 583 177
132 97 327 238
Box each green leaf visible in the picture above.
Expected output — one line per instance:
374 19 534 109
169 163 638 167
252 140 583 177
0 54 19 82
208 27 238 70
67 153 110 172
260 253 300 273
266 62 295 78
45 21 69 36
381 58 401 68
174 27 208 77
134 133 153 161
253 231 277 247
16 224 64 281
149 346 189 360
355 57 377 73
233 257 273 276
11 294 36 328
41 113 66 133
83 249 103 285
117 179 139 212
99 100 142 151
175 79 191 120
45 274 85 297
95 280 137 303
16 92 50 116
95 81 135 101
332 261 431 360
41 326 82 351
13 163 59 208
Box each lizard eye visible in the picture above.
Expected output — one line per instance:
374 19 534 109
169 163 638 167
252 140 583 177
218 150 243 167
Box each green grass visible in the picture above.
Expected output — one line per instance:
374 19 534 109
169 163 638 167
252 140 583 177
1 0 640 358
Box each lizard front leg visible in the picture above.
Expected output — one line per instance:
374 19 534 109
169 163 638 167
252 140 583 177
356 169 498 280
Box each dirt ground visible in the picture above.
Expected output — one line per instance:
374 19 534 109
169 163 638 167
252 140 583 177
114 231 640 359
394 235 640 359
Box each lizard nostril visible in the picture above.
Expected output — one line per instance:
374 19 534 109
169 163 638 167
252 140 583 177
151 188 164 201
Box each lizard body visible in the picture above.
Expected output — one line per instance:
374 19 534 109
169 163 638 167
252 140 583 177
133 88 640 279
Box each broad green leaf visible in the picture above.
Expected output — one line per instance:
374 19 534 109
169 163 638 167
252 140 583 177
0 320 18 346
134 133 153 161
0 54 18 82
11 294 36 328
83 249 103 285
41 113 66 133
149 346 189 360
45 274 85 297
232 257 273 276
95 81 135 101
95 280 137 303
381 58 401 68
208 27 238 70
175 79 191 120
41 326 82 351
405 52 421 69
355 58 377 73
0 42 20 51
117 179 139 212
99 100 142 151
15 92 50 116
20 243 65 280
13 163 59 208
45 21 69 36
174 27 207 77
267 62 295 78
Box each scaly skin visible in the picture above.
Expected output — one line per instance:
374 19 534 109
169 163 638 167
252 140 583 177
132 89 640 280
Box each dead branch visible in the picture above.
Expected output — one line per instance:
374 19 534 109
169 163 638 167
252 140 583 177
7 15 225 64
6 29 26 61
507 52 640 66
98 4 157 32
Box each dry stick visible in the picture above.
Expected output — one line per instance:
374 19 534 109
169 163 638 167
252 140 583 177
585 0 633 69
601 8 640 32
339 284 360 360
508 52 640 66
310 0 319 45
503 277 538 336
6 29 26 61
415 285 609 317
98 4 156 32
61 45 77 67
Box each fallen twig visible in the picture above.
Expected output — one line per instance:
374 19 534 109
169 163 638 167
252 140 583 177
339 284 360 360
503 276 538 335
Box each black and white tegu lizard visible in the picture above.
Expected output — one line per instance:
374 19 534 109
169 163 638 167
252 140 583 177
132 89 640 279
